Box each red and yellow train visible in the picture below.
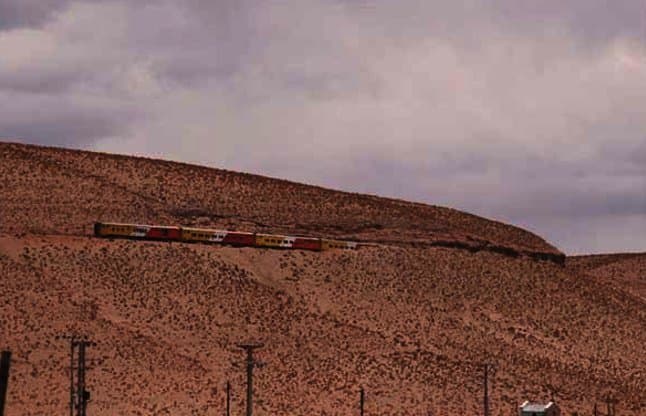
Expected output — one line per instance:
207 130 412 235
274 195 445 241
93 222 358 251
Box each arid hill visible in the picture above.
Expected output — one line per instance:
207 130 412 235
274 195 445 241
0 142 562 262
0 141 644 416
568 253 646 300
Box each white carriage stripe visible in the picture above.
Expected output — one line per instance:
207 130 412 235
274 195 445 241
207 232 228 242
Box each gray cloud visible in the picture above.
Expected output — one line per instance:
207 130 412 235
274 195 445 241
0 0 644 254
0 90 140 145
489 1 646 46
0 0 70 30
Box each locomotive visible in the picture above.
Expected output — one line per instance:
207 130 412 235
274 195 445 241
93 222 358 251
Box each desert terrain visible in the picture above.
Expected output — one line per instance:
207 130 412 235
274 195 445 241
0 142 644 415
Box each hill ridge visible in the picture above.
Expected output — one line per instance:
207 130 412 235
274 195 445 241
1 141 563 263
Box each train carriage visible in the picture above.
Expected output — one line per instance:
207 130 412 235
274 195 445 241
94 222 139 238
221 231 256 246
181 227 230 243
146 225 182 240
321 239 357 250
94 222 181 240
292 237 322 251
181 227 254 246
255 234 296 249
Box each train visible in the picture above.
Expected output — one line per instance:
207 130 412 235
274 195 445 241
93 222 358 251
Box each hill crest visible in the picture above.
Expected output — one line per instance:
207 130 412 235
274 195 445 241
0 141 563 262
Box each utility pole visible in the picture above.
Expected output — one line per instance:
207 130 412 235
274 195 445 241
57 335 96 416
483 363 491 416
605 395 617 416
0 351 11 416
76 340 95 416
226 381 231 416
236 343 264 416
57 334 78 416
360 386 365 416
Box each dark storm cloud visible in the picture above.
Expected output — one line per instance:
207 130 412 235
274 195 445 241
0 68 82 94
2 114 128 147
0 0 644 253
0 91 140 146
0 0 70 30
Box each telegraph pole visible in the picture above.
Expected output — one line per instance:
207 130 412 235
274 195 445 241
360 386 365 416
236 343 264 416
226 381 231 416
483 364 491 416
605 395 617 416
76 340 95 416
0 351 11 416
57 335 96 416
70 340 75 416
57 334 78 416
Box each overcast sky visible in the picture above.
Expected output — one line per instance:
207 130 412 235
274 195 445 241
1 0 645 254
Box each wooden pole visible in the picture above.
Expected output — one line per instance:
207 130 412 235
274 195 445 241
0 351 12 416
226 381 231 416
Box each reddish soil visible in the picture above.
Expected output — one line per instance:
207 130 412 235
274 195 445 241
568 253 646 300
0 142 562 262
0 142 643 416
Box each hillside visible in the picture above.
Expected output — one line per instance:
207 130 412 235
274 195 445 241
0 142 562 262
0 142 644 416
568 253 646 300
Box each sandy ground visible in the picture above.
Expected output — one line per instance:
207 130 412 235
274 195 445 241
0 142 643 415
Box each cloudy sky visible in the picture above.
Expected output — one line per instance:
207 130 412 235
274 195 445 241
1 0 645 254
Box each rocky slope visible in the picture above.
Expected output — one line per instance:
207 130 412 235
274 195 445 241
0 142 643 415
